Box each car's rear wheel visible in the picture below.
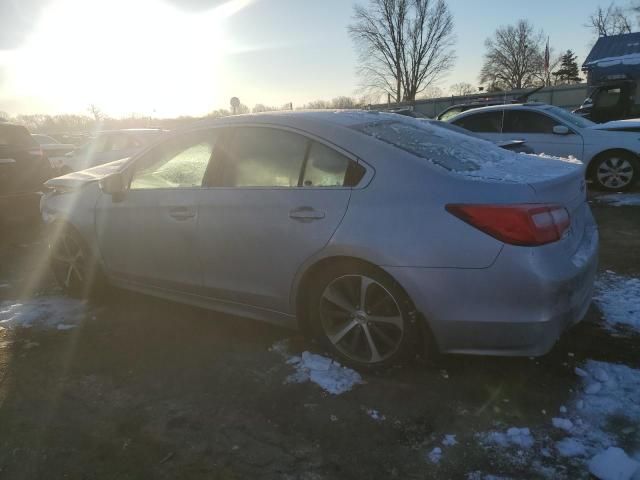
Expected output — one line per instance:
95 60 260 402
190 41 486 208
49 226 103 298
592 152 638 191
308 262 416 369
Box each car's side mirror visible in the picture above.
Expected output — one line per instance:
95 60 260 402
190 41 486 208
99 172 127 202
553 125 570 135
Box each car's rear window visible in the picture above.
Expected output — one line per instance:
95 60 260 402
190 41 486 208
351 118 582 183
352 119 506 172
0 125 37 147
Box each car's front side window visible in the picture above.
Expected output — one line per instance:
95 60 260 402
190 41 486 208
130 130 216 190
221 127 308 187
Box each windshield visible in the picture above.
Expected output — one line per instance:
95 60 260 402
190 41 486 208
544 105 595 128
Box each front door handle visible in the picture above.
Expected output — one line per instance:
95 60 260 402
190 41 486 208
169 207 196 221
289 206 326 221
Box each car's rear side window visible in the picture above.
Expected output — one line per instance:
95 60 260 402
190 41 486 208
0 125 37 147
502 110 559 134
302 141 365 187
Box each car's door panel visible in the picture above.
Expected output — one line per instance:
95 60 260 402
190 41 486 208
501 110 584 159
95 128 217 293
196 127 356 313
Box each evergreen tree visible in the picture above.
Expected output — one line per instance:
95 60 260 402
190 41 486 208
552 50 582 84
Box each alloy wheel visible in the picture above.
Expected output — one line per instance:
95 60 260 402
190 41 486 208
597 157 634 190
319 274 404 364
51 233 86 289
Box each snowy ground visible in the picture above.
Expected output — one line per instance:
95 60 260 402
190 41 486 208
593 193 640 207
594 271 640 333
0 296 90 331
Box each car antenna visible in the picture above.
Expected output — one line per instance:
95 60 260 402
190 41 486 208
514 85 544 103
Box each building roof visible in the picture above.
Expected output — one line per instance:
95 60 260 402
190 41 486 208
583 32 640 68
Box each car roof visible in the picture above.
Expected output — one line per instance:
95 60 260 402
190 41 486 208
451 102 551 116
191 110 410 132
97 128 166 135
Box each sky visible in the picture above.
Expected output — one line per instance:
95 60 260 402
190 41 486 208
0 0 611 118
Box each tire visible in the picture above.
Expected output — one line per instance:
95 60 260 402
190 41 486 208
591 152 638 192
307 261 417 369
48 225 104 299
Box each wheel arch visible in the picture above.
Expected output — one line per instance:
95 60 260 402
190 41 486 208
293 255 438 353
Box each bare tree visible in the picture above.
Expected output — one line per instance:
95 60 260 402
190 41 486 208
420 85 443 98
349 0 456 103
87 104 103 122
252 104 277 113
303 99 332 109
331 96 360 108
449 82 475 96
586 3 632 37
480 20 545 91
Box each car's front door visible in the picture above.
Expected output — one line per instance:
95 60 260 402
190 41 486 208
196 126 365 313
501 110 584 159
95 128 218 291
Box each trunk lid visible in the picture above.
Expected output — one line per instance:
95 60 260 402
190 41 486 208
527 166 589 254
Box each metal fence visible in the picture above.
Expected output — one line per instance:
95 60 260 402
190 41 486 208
372 83 589 118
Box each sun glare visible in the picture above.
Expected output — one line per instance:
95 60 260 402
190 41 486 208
6 0 253 117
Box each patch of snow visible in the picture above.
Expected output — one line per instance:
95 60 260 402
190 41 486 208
594 272 640 332
559 406 567 413
0 283 10 289
0 297 87 330
366 409 385 421
427 447 442 464
277 348 362 395
483 427 535 449
551 418 574 432
588 447 640 480
466 472 512 480
555 438 587 457
586 53 640 68
442 434 457 446
595 193 640 207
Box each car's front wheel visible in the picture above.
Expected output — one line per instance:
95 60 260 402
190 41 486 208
592 152 638 191
49 225 103 298
308 262 416 369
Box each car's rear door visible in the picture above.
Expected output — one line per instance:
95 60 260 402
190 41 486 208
501 110 584 159
195 125 365 313
95 128 218 292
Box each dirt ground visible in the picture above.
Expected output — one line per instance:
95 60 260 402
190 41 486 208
0 198 638 480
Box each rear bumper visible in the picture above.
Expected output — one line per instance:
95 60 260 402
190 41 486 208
384 224 599 357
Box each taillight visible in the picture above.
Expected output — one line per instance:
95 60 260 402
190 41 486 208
446 204 570 246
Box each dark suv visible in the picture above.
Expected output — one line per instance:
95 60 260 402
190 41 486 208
0 122 54 222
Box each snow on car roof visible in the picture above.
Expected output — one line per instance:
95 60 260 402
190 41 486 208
349 115 582 182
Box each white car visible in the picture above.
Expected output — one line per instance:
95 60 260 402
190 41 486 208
55 129 165 174
448 103 640 191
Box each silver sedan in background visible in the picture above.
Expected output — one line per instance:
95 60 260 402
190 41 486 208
41 111 598 368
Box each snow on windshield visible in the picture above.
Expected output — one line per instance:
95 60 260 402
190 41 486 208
352 119 582 183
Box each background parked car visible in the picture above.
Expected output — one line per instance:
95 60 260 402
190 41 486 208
0 123 53 222
42 111 596 368
32 134 76 169
448 103 640 191
54 129 166 174
389 109 534 153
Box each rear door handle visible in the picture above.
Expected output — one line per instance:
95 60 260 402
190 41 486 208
289 206 326 221
169 207 196 220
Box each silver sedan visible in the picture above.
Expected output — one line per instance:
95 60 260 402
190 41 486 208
41 111 598 368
